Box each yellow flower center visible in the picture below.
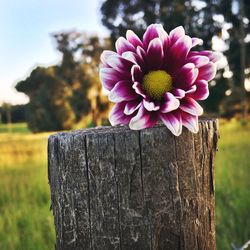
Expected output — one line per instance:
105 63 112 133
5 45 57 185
142 70 173 100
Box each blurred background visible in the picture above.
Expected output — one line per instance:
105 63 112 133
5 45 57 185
0 0 249 249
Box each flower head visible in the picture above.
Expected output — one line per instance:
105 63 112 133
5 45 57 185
100 24 222 136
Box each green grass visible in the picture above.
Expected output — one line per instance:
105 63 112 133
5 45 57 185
0 122 30 134
0 126 55 250
216 120 250 249
0 121 249 249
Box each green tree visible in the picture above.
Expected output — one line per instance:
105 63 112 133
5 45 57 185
52 31 111 126
217 0 250 117
16 66 76 131
16 31 111 132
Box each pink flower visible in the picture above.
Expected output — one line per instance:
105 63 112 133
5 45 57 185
100 24 222 136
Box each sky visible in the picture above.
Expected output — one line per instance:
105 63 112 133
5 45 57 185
0 0 108 105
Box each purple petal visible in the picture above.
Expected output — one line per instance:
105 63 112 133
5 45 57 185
188 80 209 100
123 51 146 71
162 36 170 55
180 97 203 116
129 105 158 130
171 88 186 99
198 62 216 81
160 93 180 113
200 51 223 63
99 67 125 91
116 37 135 55
109 80 137 102
189 51 223 64
100 50 116 65
124 99 142 115
106 55 134 73
122 51 139 64
136 46 147 70
191 38 203 47
185 85 197 94
188 55 209 68
170 35 192 59
126 30 144 48
109 102 132 126
181 111 199 133
147 37 163 70
143 98 160 111
143 24 163 49
160 111 182 136
207 52 223 63
166 35 192 72
157 26 168 42
168 26 185 45
174 63 198 89
131 65 143 82
132 82 146 98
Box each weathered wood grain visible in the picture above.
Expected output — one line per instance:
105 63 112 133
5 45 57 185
48 119 219 250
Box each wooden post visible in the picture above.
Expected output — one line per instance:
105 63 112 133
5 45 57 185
48 119 219 250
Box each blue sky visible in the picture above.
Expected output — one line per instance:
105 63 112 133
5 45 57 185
0 0 108 105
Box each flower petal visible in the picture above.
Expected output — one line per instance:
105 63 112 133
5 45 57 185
180 97 203 116
109 102 132 126
160 93 180 113
199 51 223 63
147 37 163 70
136 46 147 70
100 50 116 65
109 80 137 102
174 63 198 89
188 55 209 68
121 51 137 64
198 62 216 81
207 52 223 64
126 30 144 48
188 80 209 100
143 99 160 111
168 26 185 45
99 67 125 91
160 111 182 136
166 35 192 72
124 99 142 115
106 55 133 73
129 105 158 130
189 51 223 64
185 85 197 94
157 26 168 42
132 82 146 98
191 37 203 47
170 35 192 59
116 37 135 55
143 24 163 48
171 88 186 99
181 111 199 133
131 65 143 82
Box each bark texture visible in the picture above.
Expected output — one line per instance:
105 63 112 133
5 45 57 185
48 119 219 250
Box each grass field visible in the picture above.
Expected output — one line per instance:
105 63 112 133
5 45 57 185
0 124 55 250
216 120 250 249
0 121 249 250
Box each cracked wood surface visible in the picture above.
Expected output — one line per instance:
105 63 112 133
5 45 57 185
48 119 219 250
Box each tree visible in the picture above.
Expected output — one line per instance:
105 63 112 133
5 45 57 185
217 0 250 117
0 104 27 123
16 31 111 132
16 66 76 131
100 0 222 45
52 32 111 126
